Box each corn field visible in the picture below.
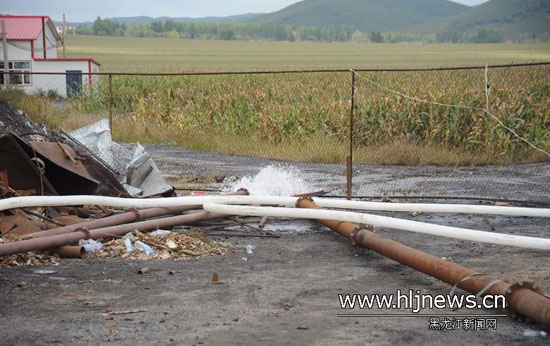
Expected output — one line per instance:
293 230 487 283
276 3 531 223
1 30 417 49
1 65 549 164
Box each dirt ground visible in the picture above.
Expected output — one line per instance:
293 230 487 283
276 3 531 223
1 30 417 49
1 145 549 345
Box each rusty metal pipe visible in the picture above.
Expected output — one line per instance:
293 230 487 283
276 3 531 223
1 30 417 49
25 189 248 239
296 197 550 326
54 246 84 258
0 210 229 257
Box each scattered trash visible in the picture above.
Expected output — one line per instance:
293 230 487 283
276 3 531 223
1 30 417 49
523 329 547 337
48 276 67 281
89 231 232 261
0 101 55 136
245 245 256 254
242 257 248 261
138 267 149 274
1 252 60 267
124 238 134 254
297 326 309 330
104 279 123 284
104 321 118 327
32 269 57 275
78 239 104 253
166 240 178 249
151 230 172 237
54 245 85 259
134 241 154 255
106 309 147 316
210 272 223 284
411 211 423 217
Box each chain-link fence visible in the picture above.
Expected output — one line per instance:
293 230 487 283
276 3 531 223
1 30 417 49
1 63 549 203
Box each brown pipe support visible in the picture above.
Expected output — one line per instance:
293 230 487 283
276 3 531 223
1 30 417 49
25 189 248 239
296 197 550 326
54 246 84 258
0 210 229 257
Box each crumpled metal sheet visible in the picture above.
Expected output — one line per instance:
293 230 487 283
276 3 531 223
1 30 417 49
69 120 173 197
68 119 118 170
125 144 173 198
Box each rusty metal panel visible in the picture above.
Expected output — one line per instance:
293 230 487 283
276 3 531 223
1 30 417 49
28 140 99 185
0 211 42 239
0 133 100 195
11 134 100 195
0 134 57 195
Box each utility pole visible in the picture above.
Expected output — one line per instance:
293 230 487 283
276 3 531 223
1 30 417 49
62 13 66 57
1 20 9 86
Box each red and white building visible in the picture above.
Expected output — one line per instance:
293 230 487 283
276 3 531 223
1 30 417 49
0 15 100 97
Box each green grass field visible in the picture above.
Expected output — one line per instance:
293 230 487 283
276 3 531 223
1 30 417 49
65 35 550 72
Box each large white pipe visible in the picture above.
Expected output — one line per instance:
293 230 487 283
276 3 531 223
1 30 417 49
203 203 550 250
1 195 549 218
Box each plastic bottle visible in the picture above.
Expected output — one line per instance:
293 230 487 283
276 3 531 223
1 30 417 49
124 238 134 253
134 241 154 255
78 239 104 253
123 232 134 253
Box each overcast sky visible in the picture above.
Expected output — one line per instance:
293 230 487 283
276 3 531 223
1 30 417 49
0 0 490 22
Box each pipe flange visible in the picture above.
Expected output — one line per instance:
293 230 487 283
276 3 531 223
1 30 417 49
505 281 545 320
73 227 91 240
350 225 373 248
295 196 314 208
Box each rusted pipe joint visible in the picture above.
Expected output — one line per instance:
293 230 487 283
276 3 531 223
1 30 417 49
352 225 375 247
237 187 249 194
73 227 91 239
295 196 314 208
505 281 546 319
128 208 141 220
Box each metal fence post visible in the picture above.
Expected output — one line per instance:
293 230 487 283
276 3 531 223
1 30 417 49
108 73 113 132
347 70 355 200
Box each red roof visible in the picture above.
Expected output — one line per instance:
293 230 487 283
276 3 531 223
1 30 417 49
34 58 102 67
0 15 61 41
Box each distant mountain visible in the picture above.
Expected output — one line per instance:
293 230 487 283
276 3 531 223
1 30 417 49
57 0 549 42
55 13 263 27
409 0 550 40
110 13 263 24
248 0 470 32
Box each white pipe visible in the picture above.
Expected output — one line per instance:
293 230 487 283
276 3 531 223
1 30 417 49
203 203 550 250
1 195 549 218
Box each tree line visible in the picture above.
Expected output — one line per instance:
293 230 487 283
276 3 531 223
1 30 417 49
75 17 538 43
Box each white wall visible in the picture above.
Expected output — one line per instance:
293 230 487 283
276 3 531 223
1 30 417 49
0 41 57 62
27 60 92 97
1 41 32 61
32 23 59 59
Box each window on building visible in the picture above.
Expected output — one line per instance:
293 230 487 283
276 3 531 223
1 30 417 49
0 61 31 85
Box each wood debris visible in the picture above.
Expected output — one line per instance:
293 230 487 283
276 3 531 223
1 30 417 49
90 231 233 261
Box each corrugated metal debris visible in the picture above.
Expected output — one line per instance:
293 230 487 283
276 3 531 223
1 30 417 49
69 119 173 197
